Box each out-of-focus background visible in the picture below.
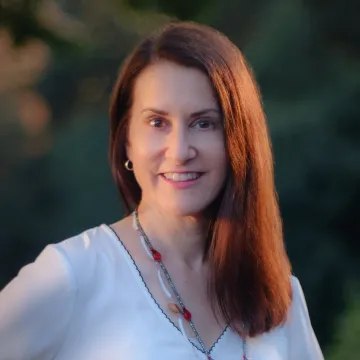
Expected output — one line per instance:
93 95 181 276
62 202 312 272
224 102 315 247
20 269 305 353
0 0 359 357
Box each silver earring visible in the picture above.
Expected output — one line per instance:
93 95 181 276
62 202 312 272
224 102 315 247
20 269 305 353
125 159 133 171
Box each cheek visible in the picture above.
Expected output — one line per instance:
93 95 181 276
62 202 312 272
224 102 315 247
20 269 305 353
201 134 227 168
129 134 164 187
207 142 228 185
128 125 161 162
213 153 228 183
133 139 162 164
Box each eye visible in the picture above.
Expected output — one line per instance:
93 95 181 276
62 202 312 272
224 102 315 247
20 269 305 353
149 116 166 128
191 118 216 130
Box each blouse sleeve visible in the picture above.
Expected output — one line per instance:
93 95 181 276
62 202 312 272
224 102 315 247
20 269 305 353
0 244 76 360
287 276 324 360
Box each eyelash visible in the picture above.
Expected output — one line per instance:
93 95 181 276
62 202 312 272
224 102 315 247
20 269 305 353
148 116 217 130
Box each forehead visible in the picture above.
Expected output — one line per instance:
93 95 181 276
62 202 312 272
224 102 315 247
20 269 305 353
132 60 219 114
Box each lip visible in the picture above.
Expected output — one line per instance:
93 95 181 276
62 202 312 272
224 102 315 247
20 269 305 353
160 172 204 189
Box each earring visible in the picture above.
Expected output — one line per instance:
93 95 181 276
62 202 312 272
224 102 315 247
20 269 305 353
125 159 133 171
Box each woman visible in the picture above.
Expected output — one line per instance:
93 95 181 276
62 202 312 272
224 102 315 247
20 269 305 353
0 21 324 359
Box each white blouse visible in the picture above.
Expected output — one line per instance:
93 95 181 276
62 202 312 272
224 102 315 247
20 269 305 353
0 225 324 360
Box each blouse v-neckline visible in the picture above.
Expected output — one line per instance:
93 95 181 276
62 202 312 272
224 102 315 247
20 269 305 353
101 224 230 357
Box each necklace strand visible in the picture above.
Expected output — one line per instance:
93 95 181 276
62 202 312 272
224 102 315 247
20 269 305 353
133 210 249 359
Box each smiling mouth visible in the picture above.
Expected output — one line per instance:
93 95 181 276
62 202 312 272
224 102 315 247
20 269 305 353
161 172 203 182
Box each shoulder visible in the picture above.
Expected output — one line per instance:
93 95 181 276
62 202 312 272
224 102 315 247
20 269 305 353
288 275 313 326
289 276 305 310
55 225 120 279
287 275 312 328
0 224 117 359
286 275 324 359
50 224 125 302
0 243 75 359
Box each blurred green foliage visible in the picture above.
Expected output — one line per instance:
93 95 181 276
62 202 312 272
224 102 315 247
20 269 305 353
0 0 359 356
327 284 360 359
0 0 80 53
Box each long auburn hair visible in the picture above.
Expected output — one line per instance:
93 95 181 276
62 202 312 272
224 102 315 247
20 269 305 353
109 21 292 337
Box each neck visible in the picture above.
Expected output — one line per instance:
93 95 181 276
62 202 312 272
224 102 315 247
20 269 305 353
136 202 208 271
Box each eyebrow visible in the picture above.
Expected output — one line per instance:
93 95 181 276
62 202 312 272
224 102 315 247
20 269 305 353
141 108 221 118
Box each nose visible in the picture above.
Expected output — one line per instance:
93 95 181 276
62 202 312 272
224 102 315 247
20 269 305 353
166 125 196 165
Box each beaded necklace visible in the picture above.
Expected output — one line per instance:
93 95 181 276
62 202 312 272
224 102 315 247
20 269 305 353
133 210 250 359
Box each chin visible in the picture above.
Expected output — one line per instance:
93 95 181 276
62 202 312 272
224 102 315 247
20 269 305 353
160 199 211 217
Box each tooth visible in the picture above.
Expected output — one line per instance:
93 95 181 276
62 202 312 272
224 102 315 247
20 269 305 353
163 172 200 181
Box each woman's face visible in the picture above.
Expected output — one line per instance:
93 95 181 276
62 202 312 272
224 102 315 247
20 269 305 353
127 60 227 216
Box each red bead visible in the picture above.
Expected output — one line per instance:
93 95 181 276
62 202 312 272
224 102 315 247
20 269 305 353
151 249 162 262
183 308 192 322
